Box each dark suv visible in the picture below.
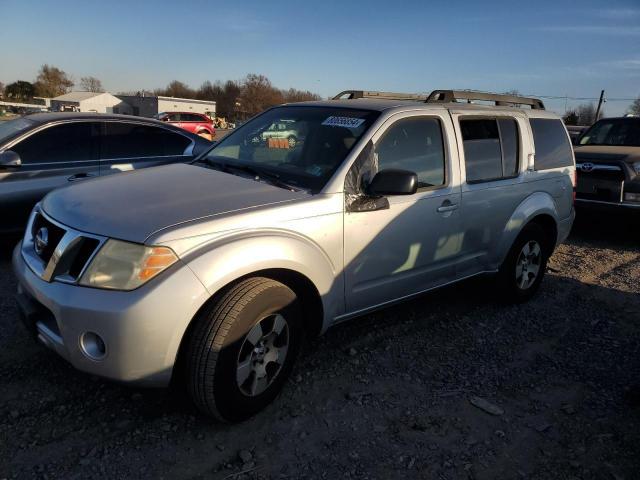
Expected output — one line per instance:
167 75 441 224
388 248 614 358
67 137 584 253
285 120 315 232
0 113 211 233
574 116 640 209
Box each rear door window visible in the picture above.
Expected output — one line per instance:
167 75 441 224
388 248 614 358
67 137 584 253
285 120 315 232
460 118 520 182
11 122 99 164
530 119 573 170
102 122 191 159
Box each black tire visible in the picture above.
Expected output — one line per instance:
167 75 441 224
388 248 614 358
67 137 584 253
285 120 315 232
498 223 551 303
185 277 301 422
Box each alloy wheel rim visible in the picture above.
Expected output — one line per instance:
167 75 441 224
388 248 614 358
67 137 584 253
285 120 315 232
236 313 289 397
515 240 542 290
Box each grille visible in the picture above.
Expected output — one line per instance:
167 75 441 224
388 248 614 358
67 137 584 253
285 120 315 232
30 213 66 263
576 163 625 203
22 209 104 283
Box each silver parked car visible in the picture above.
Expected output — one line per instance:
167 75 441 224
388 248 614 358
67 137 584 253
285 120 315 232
13 90 576 422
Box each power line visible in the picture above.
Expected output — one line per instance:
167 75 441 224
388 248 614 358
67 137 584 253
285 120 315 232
525 94 637 102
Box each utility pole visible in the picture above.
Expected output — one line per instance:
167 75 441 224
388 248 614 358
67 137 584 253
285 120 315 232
595 90 605 121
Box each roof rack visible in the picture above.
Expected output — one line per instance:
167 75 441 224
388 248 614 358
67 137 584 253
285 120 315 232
332 90 426 101
426 90 545 110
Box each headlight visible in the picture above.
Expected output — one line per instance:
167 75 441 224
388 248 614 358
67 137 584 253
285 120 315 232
633 162 640 174
79 239 178 291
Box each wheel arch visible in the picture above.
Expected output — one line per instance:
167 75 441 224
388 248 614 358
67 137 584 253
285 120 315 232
495 192 560 267
171 267 325 386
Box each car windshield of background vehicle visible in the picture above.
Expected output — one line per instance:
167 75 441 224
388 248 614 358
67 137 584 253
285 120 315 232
198 106 379 192
0 117 36 145
579 119 640 147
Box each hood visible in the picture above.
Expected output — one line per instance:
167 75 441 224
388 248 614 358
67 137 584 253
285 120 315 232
574 145 640 164
42 163 309 243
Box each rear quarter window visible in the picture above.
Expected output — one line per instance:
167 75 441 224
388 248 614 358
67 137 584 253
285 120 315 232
530 118 573 170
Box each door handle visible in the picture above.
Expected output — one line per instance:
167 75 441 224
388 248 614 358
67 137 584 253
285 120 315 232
437 202 459 213
67 173 96 182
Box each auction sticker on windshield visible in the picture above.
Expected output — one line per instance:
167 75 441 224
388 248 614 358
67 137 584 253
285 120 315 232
322 116 365 128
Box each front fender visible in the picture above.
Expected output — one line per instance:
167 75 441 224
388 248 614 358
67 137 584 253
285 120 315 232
183 230 342 330
494 192 559 267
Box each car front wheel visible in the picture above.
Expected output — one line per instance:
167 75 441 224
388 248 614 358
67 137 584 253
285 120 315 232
185 277 301 422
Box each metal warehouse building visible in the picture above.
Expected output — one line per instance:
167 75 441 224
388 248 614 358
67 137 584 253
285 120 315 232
51 92 132 114
116 95 216 118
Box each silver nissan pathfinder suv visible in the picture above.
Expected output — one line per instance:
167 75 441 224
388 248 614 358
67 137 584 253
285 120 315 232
13 90 576 422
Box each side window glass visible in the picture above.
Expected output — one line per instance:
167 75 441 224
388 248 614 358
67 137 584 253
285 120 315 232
461 118 520 182
162 130 192 155
530 119 573 170
461 119 502 182
498 118 519 176
102 123 186 159
374 117 446 188
11 122 98 164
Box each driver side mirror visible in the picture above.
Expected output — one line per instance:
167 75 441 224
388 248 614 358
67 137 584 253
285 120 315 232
368 169 418 196
0 150 22 169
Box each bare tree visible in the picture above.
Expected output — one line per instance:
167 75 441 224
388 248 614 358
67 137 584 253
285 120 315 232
629 97 640 116
80 76 104 92
34 64 74 97
239 74 284 116
575 103 597 125
155 80 196 99
282 88 322 103
0 81 4 98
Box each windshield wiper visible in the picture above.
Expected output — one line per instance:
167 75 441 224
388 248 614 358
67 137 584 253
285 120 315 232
198 157 299 191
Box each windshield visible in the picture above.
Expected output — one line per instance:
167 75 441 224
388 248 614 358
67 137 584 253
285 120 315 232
197 106 379 192
579 118 640 147
0 117 36 145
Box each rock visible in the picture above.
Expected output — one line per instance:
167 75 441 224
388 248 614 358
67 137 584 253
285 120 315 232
9 410 19 419
238 450 253 463
131 393 143 401
348 348 357 357
469 396 504 416
294 374 303 383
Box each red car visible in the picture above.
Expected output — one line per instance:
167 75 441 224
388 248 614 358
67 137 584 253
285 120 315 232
155 112 215 138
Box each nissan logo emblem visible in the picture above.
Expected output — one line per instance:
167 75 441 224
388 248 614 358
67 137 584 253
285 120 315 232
34 227 49 255
579 162 594 173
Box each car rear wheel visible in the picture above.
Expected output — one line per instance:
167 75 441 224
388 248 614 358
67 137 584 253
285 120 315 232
498 223 550 303
185 277 301 422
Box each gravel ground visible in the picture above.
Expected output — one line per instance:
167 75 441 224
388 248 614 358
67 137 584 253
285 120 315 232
1 210 639 480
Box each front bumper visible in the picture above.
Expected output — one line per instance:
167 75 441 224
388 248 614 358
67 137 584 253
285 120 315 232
12 242 210 387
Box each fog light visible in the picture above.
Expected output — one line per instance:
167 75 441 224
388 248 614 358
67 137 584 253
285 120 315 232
624 192 640 202
80 332 107 360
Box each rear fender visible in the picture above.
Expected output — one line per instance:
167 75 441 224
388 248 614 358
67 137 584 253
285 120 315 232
494 192 559 267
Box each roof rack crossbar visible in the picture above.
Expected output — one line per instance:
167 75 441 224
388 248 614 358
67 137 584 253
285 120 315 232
426 90 545 110
332 90 426 101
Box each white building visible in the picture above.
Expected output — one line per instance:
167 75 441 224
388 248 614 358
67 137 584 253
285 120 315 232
51 92 132 114
116 94 216 118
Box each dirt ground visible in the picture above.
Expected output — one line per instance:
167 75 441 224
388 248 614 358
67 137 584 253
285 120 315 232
1 210 639 480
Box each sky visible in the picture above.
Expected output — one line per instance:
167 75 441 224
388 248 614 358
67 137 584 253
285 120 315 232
1 0 639 116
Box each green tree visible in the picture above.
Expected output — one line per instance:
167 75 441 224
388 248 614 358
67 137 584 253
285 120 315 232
5 80 36 100
34 64 74 97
